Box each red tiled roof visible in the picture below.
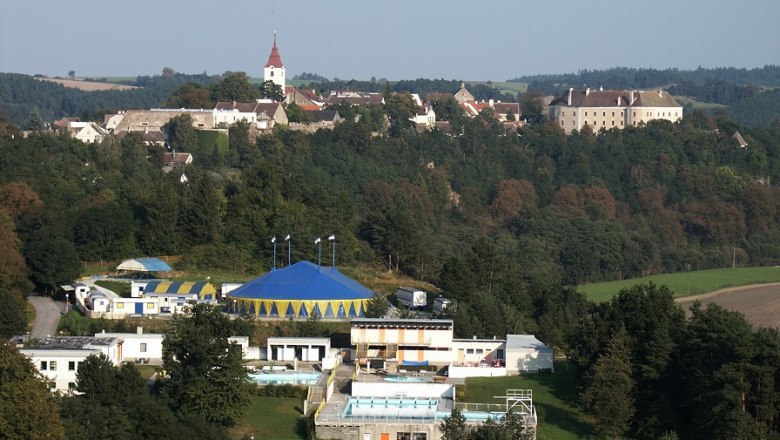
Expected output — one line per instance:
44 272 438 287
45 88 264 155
265 34 284 68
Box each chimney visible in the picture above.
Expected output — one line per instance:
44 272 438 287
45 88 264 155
489 99 494 108
658 89 663 98
473 335 477 340
630 90 636 104
585 88 590 96
599 86 603 91
137 326 143 335
567 88 573 106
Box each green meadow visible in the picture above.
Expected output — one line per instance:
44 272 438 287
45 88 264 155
578 266 780 303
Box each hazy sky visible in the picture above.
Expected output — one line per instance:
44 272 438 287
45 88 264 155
1 0 778 81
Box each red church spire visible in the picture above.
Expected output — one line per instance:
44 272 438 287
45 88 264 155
265 31 284 68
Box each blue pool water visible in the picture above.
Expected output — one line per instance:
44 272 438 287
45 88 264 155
344 397 439 418
249 372 321 385
383 375 426 383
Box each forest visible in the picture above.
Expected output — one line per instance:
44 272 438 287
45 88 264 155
1 73 780 437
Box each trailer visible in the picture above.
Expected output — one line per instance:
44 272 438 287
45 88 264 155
433 296 451 315
395 287 427 308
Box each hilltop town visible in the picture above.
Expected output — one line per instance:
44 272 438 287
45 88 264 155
2 30 780 440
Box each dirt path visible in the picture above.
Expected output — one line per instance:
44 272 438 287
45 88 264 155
676 283 780 329
28 296 63 337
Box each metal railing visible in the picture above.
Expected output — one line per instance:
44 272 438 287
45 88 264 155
454 402 506 413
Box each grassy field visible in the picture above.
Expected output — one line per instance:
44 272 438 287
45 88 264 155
229 396 307 440
674 96 727 110
94 280 131 297
578 266 780 303
469 81 527 96
134 364 158 380
462 362 592 439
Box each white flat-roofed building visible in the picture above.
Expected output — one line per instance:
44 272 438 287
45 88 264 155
505 334 554 373
95 327 163 363
267 337 331 362
20 336 123 392
352 318 454 364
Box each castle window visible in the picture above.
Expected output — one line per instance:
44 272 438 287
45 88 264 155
603 112 606 116
270 71 274 77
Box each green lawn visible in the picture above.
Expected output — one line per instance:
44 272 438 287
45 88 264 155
229 396 307 440
135 364 158 380
94 280 131 297
462 362 592 439
578 266 780 302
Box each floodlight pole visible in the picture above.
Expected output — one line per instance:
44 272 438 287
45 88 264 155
286 234 291 266
272 238 277 271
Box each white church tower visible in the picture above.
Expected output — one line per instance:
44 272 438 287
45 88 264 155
263 32 285 91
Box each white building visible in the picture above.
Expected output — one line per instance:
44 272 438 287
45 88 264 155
95 328 163 363
504 334 554 373
549 88 683 134
20 336 123 392
267 337 332 362
263 32 285 91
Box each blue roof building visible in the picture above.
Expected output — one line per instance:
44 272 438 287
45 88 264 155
228 261 373 319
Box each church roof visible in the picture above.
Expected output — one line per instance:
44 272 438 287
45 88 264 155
265 34 284 68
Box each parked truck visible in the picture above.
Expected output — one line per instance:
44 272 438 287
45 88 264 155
396 287 427 309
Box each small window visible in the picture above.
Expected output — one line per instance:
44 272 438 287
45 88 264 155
270 71 274 77
475 348 484 354
412 434 427 440
40 361 48 370
612 111 615 116
603 120 606 125
466 348 474 354
147 303 154 309
602 111 606 116
560 120 564 126
633 112 636 117
116 303 124 309
50 361 57 371
68 361 76 371
584 111 588 116
140 343 147 353
68 382 76 390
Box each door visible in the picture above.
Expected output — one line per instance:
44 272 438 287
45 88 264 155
135 303 143 314
380 434 390 440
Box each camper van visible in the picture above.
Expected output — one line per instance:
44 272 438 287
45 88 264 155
433 296 451 316
395 287 427 308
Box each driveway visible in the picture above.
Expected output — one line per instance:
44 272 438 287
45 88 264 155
28 296 63 338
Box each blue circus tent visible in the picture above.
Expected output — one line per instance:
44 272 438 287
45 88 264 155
228 261 374 319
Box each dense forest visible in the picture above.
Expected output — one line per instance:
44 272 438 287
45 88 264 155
2 72 780 437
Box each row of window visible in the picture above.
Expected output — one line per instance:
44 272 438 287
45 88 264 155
396 433 427 440
40 360 79 371
561 110 679 118
114 302 155 309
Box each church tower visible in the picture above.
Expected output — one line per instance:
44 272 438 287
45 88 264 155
263 32 286 91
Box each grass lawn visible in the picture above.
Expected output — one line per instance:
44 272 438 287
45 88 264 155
229 396 307 440
462 362 591 440
134 364 158 380
578 266 780 302
94 280 131 297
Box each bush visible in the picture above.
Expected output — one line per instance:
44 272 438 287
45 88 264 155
455 384 466 401
255 383 308 399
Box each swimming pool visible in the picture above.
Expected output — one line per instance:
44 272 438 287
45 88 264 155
383 375 426 383
434 411 505 421
344 397 439 419
248 371 321 385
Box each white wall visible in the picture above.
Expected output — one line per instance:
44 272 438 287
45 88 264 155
95 332 163 361
506 348 554 373
448 365 506 378
351 382 453 399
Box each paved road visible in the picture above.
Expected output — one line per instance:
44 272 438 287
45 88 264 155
28 296 63 338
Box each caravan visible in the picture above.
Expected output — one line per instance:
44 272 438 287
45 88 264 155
395 287 427 309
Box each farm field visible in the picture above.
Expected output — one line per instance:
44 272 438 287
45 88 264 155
229 396 307 440
578 266 780 302
462 362 592 439
677 283 780 329
34 77 138 91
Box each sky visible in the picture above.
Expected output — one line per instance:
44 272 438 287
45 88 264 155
1 0 779 82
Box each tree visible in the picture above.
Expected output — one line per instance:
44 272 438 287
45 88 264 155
23 109 46 131
259 80 284 102
210 72 260 102
0 342 65 440
440 408 470 440
163 114 199 153
580 326 635 438
17 210 81 293
162 303 253 425
364 292 389 318
68 70 75 79
165 82 213 109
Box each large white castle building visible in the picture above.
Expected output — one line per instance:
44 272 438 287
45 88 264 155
549 88 683 134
